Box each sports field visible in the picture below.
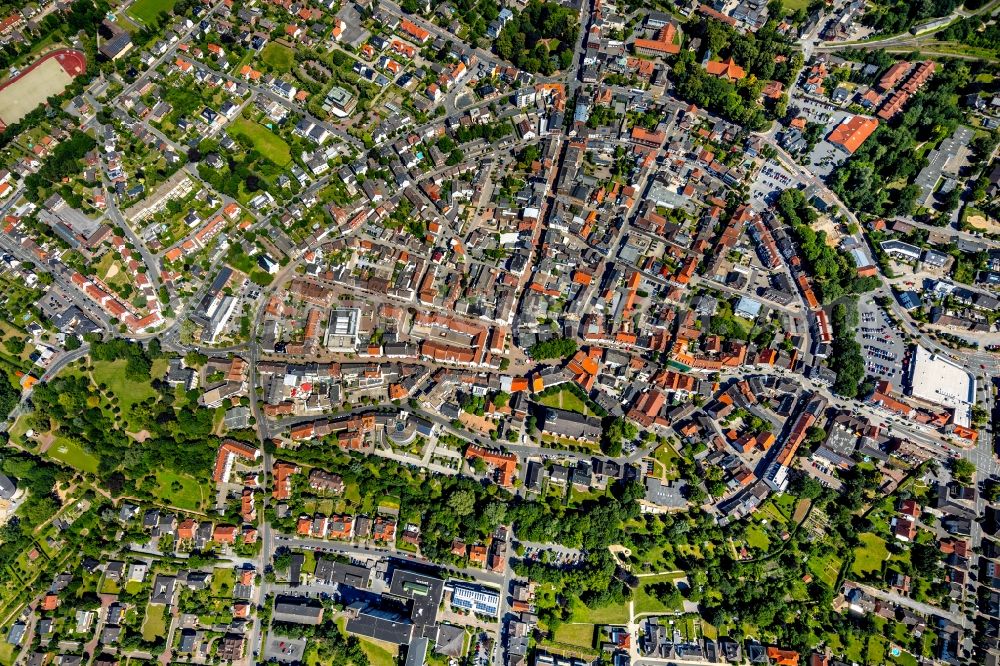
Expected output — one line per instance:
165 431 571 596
0 49 85 128
127 0 177 24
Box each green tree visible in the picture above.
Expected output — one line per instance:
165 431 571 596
951 458 975 486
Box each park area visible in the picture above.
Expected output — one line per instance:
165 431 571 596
633 573 685 615
228 117 292 167
153 469 207 511
0 49 85 128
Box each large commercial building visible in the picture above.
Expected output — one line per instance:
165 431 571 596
906 345 975 427
325 307 360 351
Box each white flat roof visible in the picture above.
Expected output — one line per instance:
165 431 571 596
907 345 975 427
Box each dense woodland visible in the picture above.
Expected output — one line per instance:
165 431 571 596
24 131 98 201
494 0 579 74
528 337 577 360
0 452 69 571
939 15 1000 54
828 300 871 399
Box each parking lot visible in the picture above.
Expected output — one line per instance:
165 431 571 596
750 160 796 209
788 100 851 179
263 635 307 663
855 297 908 383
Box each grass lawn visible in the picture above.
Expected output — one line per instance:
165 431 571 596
867 635 886 665
568 485 605 506
99 576 121 595
153 469 206 511
377 495 400 512
344 481 362 506
780 0 811 11
357 635 397 666
653 442 680 478
745 524 771 550
536 388 594 416
541 433 600 452
634 573 684 615
552 623 596 649
571 598 627 624
141 602 167 641
91 359 160 413
755 500 788 525
772 493 796 519
0 641 15 666
261 42 295 72
210 567 237 596
228 117 291 166
301 549 317 574
852 533 889 576
48 436 99 474
127 0 177 24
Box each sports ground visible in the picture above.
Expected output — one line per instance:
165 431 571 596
0 49 86 130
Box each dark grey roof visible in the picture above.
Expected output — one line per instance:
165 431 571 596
273 595 323 625
0 473 16 500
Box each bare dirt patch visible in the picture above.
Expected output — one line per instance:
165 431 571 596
813 215 843 248
967 214 1000 234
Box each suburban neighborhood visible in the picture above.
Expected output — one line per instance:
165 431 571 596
0 0 999 664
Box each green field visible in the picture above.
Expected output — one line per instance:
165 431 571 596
127 0 177 24
91 358 161 413
745 524 771 550
141 602 168 641
48 436 100 474
552 623 596 648
653 443 680 479
536 388 594 416
261 42 295 73
571 598 627 624
99 577 121 595
357 636 397 666
228 117 292 167
779 0 810 11
634 573 685 616
0 641 17 666
153 469 206 511
807 552 843 588
852 533 889 576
